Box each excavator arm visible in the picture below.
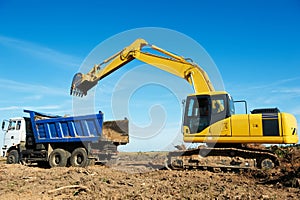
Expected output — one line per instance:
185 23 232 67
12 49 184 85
70 38 215 97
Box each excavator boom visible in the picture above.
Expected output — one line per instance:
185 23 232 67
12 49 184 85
70 39 214 97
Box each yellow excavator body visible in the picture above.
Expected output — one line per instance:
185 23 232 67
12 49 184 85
183 108 298 144
182 92 298 144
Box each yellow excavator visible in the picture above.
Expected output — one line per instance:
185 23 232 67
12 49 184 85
70 39 298 170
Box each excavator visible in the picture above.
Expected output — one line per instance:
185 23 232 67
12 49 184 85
70 39 298 170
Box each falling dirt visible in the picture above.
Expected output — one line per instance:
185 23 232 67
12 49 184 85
0 147 299 200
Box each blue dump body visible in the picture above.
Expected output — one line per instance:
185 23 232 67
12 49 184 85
24 110 103 143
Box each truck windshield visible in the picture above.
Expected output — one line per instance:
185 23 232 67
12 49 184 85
8 120 16 130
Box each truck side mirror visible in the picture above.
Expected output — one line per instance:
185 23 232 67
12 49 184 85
2 121 5 130
2 120 8 131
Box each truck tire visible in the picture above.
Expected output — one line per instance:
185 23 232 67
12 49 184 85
48 148 68 167
7 150 19 164
70 148 88 167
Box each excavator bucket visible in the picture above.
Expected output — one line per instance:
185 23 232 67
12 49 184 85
102 119 129 144
70 73 97 97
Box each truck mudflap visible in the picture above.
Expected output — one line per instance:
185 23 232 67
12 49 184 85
102 119 129 144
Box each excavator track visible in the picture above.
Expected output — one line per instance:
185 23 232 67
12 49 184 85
166 146 279 171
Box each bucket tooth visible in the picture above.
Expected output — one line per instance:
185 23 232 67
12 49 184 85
70 73 86 97
70 72 98 97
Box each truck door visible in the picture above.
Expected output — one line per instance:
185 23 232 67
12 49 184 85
3 120 22 149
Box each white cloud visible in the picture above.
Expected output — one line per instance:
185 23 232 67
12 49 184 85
226 76 300 121
0 35 82 68
249 77 300 90
271 87 300 97
23 95 43 101
0 105 60 111
0 78 67 96
0 106 19 111
27 105 61 110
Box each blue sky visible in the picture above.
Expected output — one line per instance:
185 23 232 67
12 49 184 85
0 0 299 151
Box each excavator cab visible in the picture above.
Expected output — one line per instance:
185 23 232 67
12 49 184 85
183 92 234 134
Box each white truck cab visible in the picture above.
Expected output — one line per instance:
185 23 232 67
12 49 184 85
1 110 128 167
2 117 26 157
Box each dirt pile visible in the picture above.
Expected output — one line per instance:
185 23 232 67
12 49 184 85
249 146 300 188
0 164 299 200
0 147 299 199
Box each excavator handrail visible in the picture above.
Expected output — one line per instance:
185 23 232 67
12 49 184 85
70 38 215 97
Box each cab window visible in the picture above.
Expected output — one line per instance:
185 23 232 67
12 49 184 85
212 99 225 114
187 98 195 117
16 121 21 130
211 95 228 124
184 96 210 134
8 120 17 130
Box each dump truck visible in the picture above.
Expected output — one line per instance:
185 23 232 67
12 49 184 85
1 110 128 167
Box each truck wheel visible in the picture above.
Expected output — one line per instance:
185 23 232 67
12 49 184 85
7 150 19 164
70 148 88 167
49 148 68 167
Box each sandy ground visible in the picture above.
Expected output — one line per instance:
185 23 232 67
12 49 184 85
0 148 299 200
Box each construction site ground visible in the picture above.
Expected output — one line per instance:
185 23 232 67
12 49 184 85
0 147 299 200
